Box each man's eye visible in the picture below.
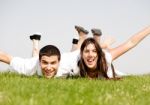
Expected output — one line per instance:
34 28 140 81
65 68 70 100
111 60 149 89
42 61 48 65
51 61 56 65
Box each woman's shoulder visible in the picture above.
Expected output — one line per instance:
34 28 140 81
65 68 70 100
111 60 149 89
103 50 112 64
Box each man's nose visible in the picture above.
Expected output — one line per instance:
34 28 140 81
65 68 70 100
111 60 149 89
47 64 51 69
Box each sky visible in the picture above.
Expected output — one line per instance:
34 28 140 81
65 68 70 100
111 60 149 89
0 0 150 74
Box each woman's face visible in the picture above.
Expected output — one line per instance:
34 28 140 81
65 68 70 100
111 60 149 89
82 43 98 70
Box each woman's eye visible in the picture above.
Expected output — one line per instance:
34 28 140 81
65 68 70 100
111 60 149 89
84 50 89 53
93 50 97 53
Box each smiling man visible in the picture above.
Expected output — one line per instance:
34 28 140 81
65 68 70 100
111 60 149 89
0 35 61 79
38 45 61 78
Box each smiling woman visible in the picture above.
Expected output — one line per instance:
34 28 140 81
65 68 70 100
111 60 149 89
78 38 109 79
77 26 150 79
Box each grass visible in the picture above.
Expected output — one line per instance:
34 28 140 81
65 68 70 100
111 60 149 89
0 72 150 105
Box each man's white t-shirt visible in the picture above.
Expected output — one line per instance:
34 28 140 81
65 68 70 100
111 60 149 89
10 56 42 76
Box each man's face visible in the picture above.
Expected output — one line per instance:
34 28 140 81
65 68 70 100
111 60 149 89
40 55 60 79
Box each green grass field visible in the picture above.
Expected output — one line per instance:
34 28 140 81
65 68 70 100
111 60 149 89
0 72 150 105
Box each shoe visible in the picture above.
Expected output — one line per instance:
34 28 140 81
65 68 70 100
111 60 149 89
75 25 89 34
30 34 41 40
91 28 102 36
72 38 78 44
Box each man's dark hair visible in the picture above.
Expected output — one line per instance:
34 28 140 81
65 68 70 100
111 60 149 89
39 45 61 61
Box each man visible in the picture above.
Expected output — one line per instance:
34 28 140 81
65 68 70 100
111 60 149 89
0 34 61 79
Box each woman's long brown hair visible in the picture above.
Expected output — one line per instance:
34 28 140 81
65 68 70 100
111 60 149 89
78 38 109 79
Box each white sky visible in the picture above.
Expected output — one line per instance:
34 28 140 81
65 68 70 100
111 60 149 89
0 0 150 74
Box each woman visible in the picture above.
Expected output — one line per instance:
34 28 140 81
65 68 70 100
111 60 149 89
78 26 150 79
78 38 109 79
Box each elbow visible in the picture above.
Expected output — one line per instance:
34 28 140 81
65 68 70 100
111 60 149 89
127 40 138 49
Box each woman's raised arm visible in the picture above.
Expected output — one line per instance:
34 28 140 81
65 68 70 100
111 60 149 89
110 26 150 60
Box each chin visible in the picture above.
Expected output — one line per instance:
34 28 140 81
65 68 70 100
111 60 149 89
45 75 53 79
87 66 95 69
87 64 96 69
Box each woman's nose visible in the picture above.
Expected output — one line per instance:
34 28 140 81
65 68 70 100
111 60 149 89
88 51 93 56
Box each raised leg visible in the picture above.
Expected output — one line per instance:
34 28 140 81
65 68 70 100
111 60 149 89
30 34 41 57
